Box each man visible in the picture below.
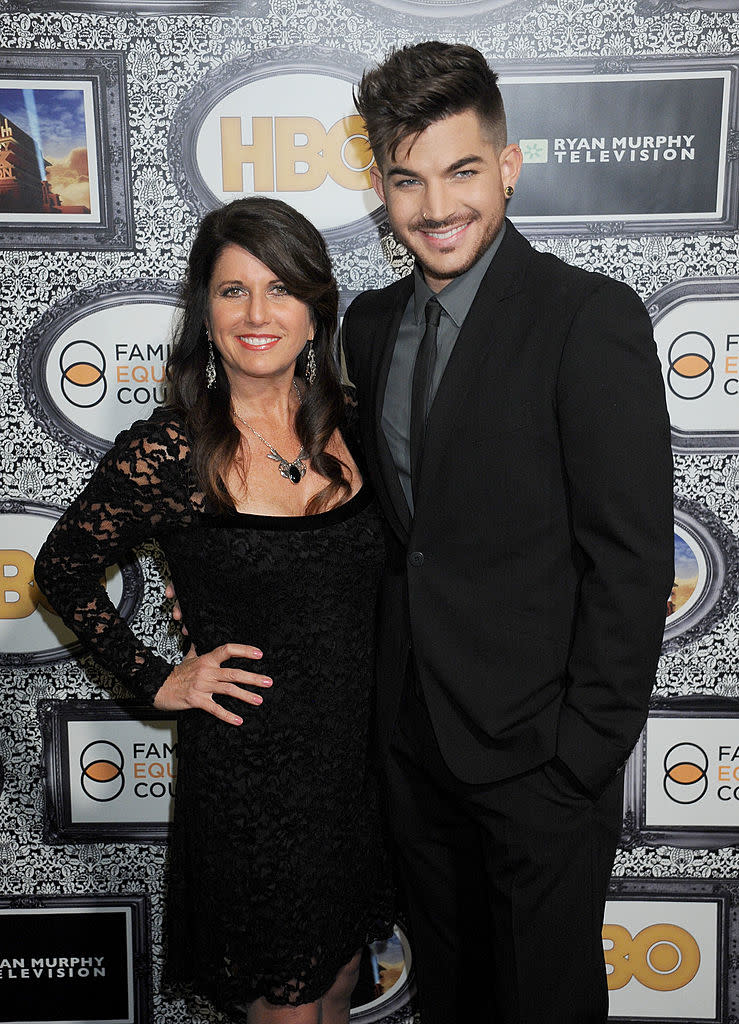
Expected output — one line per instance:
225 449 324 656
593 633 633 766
343 42 674 1024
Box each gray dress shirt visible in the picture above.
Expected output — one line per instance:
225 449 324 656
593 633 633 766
381 225 505 514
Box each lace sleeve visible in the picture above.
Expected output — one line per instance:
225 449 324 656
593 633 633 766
35 414 196 703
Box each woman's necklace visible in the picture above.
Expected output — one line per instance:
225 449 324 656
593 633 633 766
233 381 308 485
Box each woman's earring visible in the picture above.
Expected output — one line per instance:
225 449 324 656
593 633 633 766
205 331 217 389
305 340 317 386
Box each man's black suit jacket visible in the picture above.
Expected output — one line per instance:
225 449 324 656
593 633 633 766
343 220 674 796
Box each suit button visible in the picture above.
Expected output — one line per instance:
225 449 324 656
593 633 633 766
408 551 424 567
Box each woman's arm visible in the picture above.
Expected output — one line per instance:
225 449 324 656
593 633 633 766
35 416 272 722
35 417 189 701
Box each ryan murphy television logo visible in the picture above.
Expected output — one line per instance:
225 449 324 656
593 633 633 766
499 59 733 232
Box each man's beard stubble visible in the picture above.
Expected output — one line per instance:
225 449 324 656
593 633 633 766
405 210 503 286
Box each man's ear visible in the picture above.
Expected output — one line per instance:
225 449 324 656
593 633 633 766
499 143 523 192
370 165 387 205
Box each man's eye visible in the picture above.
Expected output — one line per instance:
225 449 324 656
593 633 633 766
455 169 476 179
396 178 420 188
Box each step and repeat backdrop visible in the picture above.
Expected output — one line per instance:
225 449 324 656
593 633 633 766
1 1 738 1022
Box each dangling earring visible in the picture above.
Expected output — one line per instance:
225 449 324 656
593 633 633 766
205 330 216 389
305 339 317 386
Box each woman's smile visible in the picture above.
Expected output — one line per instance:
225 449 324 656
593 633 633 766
236 334 280 351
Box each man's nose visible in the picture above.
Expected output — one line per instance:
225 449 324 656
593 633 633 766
422 181 455 225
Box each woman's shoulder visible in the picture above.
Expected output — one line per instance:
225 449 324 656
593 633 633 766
105 407 192 474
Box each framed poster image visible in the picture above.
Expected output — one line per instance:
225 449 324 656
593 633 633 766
0 50 133 250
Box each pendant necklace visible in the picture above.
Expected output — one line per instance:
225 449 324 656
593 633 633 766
233 381 308 485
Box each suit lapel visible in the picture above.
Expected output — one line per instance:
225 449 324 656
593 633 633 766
368 276 414 540
414 224 532 507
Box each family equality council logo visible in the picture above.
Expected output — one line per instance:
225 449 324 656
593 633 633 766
80 740 125 801
663 742 709 804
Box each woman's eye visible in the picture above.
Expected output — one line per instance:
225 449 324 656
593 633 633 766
270 284 289 296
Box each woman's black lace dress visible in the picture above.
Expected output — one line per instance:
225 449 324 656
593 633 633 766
35 409 393 1014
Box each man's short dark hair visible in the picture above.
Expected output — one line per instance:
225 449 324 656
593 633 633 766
354 41 507 169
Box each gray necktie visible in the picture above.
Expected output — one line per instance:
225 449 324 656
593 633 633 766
410 297 442 502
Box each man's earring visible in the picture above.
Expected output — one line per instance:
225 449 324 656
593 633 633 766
504 185 514 198
205 330 217 389
305 339 317 386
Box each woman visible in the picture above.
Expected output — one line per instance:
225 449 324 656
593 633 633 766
35 197 393 1023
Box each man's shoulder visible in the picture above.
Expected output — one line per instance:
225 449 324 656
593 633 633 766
508 226 641 310
346 274 412 324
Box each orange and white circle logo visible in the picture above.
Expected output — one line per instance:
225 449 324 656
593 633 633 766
80 740 125 802
59 340 107 408
663 743 709 804
667 332 715 400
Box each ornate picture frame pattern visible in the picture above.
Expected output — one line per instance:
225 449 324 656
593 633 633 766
622 698 739 850
661 495 739 652
606 877 739 1024
17 278 182 460
0 50 133 251
0 499 144 668
39 699 176 845
167 45 386 254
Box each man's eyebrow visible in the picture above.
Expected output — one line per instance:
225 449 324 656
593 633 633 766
386 163 418 178
447 155 484 173
385 154 484 178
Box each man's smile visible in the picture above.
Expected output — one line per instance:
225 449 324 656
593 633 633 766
417 222 472 247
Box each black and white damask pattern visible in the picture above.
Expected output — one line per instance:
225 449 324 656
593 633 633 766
1 2 738 1022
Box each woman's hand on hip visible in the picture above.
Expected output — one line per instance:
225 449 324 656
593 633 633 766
153 643 271 725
